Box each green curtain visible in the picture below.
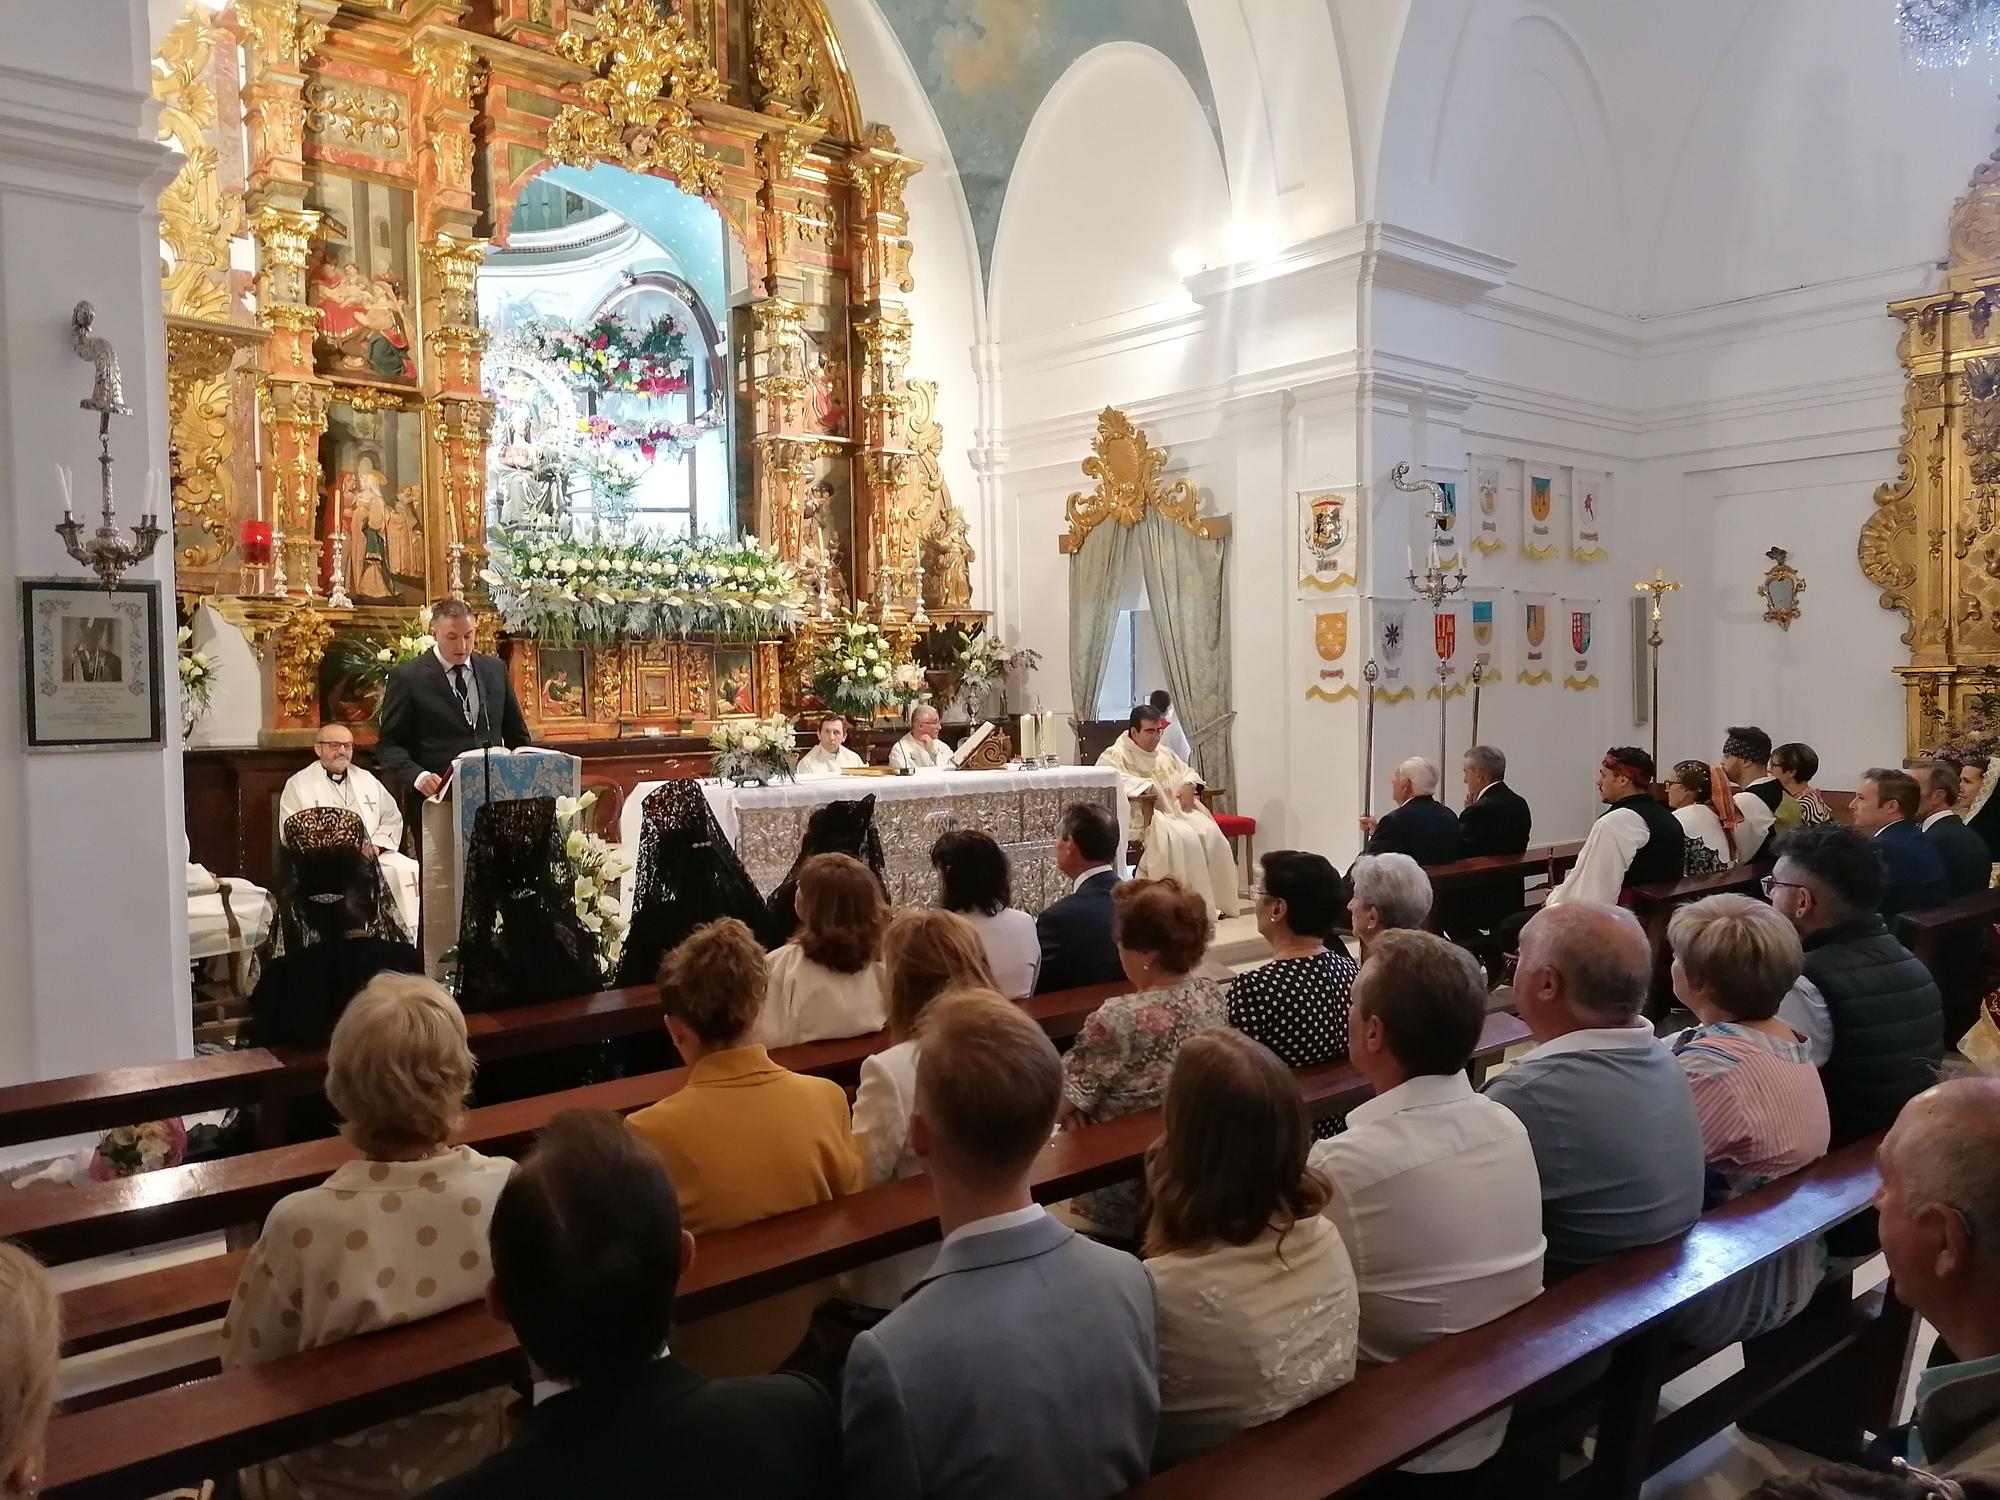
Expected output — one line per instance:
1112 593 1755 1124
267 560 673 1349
1068 521 1136 729
1136 507 1234 798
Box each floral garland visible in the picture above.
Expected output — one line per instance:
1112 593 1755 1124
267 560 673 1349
711 715 797 785
803 609 929 719
177 626 217 733
575 406 725 459
501 314 690 396
483 527 806 647
555 790 628 983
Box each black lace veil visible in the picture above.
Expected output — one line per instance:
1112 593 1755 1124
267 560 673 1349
453 795 601 1012
764 793 889 947
277 806 407 951
615 781 772 987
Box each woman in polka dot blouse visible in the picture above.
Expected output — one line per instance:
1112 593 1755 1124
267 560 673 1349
222 973 514 1500
1229 852 1357 1138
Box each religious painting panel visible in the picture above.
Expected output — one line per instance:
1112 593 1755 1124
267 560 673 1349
1428 467 1464 571
1470 454 1513 557
1522 460 1561 560
1466 587 1508 688
1296 485 1357 592
1518 592 1556 686
679 644 715 723
320 400 429 606
536 645 588 722
1571 469 1609 561
19 578 165 750
1304 600 1358 703
1562 598 1601 691
304 171 420 387
714 647 757 717
1366 597 1415 703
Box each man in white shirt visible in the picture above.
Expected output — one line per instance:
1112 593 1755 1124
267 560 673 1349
1149 689 1194 763
278 722 420 933
1312 929 1545 1477
1720 726 1786 866
889 703 955 771
1545 747 1686 907
795 712 864 777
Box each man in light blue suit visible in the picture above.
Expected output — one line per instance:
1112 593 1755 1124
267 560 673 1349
842 991 1158 1500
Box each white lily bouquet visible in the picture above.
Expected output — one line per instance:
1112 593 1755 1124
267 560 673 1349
805 609 929 719
953 629 1041 700
177 626 217 733
554 790 630 983
711 714 797 786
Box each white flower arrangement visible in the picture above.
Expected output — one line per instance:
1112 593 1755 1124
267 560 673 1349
710 714 797 785
553 790 629 982
482 528 806 647
953 629 1041 699
177 626 217 733
803 609 929 719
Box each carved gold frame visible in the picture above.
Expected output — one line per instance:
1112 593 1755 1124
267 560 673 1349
1758 546 1804 631
1058 407 1231 555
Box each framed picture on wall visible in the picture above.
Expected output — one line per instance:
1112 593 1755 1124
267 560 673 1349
19 578 166 751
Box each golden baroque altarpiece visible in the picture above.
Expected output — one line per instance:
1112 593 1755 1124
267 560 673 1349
157 0 978 742
1863 118 2000 754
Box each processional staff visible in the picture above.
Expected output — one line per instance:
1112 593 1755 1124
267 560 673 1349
1469 660 1487 750
1362 659 1380 813
1634 567 1683 769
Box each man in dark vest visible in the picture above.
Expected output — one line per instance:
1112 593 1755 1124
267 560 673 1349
1720 725 1793 863
1544 746 1684 907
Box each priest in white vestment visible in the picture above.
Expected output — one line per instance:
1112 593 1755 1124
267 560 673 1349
889 703 955 771
796 712 865 777
278 722 421 934
1097 707 1241 917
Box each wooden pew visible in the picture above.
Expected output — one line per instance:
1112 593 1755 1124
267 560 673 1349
1123 1137 1899 1500
1423 841 1584 899
6 981 1130 1269
39 1012 1530 1500
1893 886 2000 972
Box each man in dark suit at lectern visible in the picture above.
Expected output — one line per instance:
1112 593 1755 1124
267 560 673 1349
376 598 532 801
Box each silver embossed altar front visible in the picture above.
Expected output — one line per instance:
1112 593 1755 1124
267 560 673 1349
616 767 1125 917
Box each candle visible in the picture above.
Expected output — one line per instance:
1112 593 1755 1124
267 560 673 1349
1039 710 1055 761
240 519 273 568
55 463 73 519
1019 713 1038 762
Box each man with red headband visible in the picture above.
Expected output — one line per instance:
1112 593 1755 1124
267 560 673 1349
1545 747 1685 907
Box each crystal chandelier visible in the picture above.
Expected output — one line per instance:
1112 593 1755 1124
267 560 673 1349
1899 0 2000 70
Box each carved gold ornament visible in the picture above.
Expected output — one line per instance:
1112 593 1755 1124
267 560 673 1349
304 80 408 155
547 0 727 195
1758 547 1805 630
1059 408 1230 555
154 14 240 324
238 0 332 70
272 604 333 720
751 0 826 124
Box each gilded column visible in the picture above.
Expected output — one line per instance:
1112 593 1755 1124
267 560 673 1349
848 126 920 615
750 296 812 561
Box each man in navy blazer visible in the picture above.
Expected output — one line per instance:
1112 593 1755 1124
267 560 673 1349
1033 802 1125 993
1359 757 1462 868
1850 767 1949 918
1918 762 1993 898
842 993 1158 1499
375 598 531 800
1449 745 1533 942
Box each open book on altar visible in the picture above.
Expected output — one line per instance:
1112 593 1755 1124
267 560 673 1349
952 721 998 769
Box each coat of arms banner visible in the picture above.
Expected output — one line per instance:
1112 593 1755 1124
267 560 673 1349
1298 485 1359 591
1470 455 1511 557
1518 592 1556 685
1428 468 1464 571
1571 470 1609 562
1467 586 1507 686
1368 598 1415 703
1524 462 1562 560
1425 599 1467 700
1563 597 1601 690
1305 602 1357 703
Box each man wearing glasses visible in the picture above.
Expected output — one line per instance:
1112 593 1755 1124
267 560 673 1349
279 721 421 934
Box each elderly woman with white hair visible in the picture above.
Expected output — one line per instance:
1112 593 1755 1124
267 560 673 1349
0 1245 58 1500
890 701 955 771
224 972 514 1499
1347 852 1434 960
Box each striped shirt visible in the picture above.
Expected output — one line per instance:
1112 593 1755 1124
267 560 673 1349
1670 1021 1831 1348
1794 788 1832 825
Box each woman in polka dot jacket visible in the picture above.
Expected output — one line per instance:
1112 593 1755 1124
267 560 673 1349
222 972 514 1500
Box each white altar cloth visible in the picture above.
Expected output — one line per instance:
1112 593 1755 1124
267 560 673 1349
617 766 1126 920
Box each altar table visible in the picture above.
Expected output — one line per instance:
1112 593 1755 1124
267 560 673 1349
617 767 1126 919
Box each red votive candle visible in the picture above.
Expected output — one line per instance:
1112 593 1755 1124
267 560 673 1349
240 520 273 567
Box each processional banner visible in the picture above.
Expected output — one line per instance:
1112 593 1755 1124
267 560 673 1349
1518 593 1556 685
1571 469 1609 561
1562 598 1601 691
1298 485 1359 591
1523 461 1562 560
1470 454 1510 556
1305 603 1358 702
1368 599 1415 703
1429 468 1463 571
1425 599 1467 699
1466 587 1507 686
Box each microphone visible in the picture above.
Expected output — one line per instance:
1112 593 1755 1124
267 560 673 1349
476 654 495 806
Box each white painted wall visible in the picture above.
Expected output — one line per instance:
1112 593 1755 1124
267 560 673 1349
0 0 187 1086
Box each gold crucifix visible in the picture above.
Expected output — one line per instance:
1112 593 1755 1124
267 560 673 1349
1635 567 1682 641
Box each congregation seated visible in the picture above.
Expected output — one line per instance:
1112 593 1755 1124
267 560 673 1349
1348 851 1432 958
1771 740 1834 825
617 778 773 986
1919 759 1992 898
246 829 421 1052
795 711 863 778
1312 929 1545 1486
1666 758 1739 875
1098 703 1241 919
1481 902 1705 1277
1058 877 1229 1243
757 852 889 1047
930 828 1040 997
1767 824 1944 1144
766 795 888 948
1229 850 1356 1139
453 795 600 1012
889 702 955 771
1848 767 1949 917
1033 801 1124 993
1664 895 1830 1350
843 908 998 1313
1546 746 1685 906
0 1243 57 1500
1722 724 1795 862
224 973 514 1497
842 990 1160 1497
1356 756 1461 867
426 1110 840 1500
625 917 861 1374
1448 744 1533 938
1144 1028 1358 1468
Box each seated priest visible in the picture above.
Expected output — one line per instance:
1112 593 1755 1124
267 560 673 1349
1545 746 1686 907
889 702 954 771
1097 703 1241 918
795 712 863 778
279 722 420 935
